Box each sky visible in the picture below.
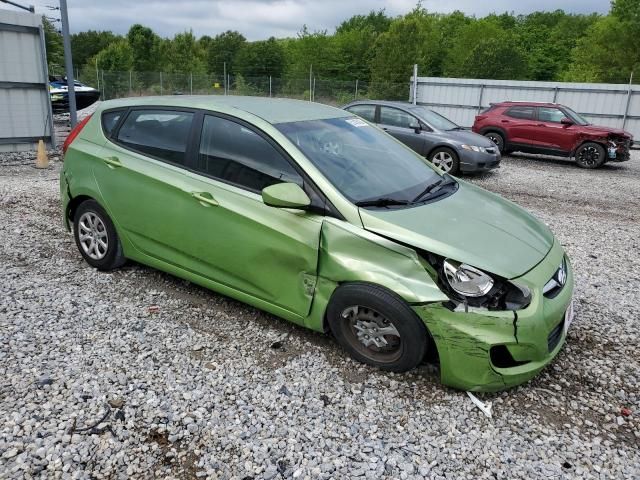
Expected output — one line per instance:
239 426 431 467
12 0 610 40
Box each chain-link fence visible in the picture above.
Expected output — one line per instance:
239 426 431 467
72 67 411 106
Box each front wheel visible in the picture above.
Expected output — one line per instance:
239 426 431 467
484 131 505 153
73 199 126 271
575 142 606 169
327 283 430 372
428 147 460 175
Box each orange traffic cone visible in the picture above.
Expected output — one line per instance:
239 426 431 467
35 139 48 169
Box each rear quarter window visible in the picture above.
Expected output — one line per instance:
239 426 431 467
102 110 124 137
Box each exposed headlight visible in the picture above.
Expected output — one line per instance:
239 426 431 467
461 144 487 153
443 260 494 297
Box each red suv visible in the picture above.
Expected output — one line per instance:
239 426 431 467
472 102 633 169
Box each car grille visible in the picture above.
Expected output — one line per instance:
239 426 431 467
547 319 565 352
485 147 497 154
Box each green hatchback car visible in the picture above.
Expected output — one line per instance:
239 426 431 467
60 96 574 392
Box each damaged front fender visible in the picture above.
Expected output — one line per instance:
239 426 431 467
304 217 448 332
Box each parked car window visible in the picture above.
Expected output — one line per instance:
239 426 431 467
116 110 194 165
505 106 535 120
102 110 123 137
198 115 303 192
538 107 566 123
346 105 376 123
379 106 419 129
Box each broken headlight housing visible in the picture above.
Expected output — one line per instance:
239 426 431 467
422 253 531 311
443 260 493 297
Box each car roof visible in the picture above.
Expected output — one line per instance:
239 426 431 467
99 95 351 124
343 100 420 109
493 101 562 108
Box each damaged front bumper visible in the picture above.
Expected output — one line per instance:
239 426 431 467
414 240 574 392
607 138 633 162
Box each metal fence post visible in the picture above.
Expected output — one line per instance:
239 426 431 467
160 72 163 95
37 24 56 148
477 84 485 113
129 70 132 97
412 64 418 105
190 72 193 94
355 79 359 100
623 71 634 130
101 69 105 100
312 77 316 102
223 62 227 95
309 64 313 102
269 76 272 97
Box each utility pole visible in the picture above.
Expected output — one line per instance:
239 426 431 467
59 0 77 126
412 64 418 105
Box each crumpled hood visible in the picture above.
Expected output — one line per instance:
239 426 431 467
438 129 497 147
582 124 632 138
359 181 555 279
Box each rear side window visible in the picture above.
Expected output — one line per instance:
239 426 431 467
102 110 123 137
198 115 303 192
505 106 535 120
346 105 376 123
379 106 419 129
116 110 194 165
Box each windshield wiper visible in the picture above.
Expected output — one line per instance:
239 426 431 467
355 198 410 208
411 175 456 203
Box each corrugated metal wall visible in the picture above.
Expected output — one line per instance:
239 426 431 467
412 77 638 141
0 8 54 152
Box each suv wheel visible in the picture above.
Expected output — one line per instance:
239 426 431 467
575 142 606 169
484 132 505 153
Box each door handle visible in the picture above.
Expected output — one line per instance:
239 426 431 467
103 156 122 168
191 191 219 207
500 120 510 123
536 123 546 127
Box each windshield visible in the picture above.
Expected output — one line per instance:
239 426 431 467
409 106 460 131
563 106 590 126
276 117 443 204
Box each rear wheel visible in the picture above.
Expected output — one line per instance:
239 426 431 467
327 283 429 372
428 147 460 175
575 142 606 169
484 131 505 153
73 200 126 271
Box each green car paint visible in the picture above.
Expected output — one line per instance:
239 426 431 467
61 96 574 391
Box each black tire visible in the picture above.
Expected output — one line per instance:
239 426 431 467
484 131 505 153
575 142 606 169
73 199 126 271
428 147 460 175
327 283 430 372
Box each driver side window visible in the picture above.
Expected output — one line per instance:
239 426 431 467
380 107 418 129
538 107 565 123
197 115 303 192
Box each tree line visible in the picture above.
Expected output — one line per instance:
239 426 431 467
44 0 639 96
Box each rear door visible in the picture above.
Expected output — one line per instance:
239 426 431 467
500 106 539 146
378 106 426 154
93 107 201 262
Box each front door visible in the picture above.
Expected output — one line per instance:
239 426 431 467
533 107 579 152
378 106 426 154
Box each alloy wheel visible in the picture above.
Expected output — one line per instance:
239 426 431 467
341 305 402 362
578 145 600 167
431 151 454 172
77 212 108 260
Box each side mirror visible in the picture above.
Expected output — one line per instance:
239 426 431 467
262 182 311 209
409 122 421 134
561 117 573 126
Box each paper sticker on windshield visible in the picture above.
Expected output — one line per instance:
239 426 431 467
346 118 369 127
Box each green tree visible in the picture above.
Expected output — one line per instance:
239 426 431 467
165 31 206 74
233 37 284 78
43 17 64 74
204 30 246 75
127 24 161 72
336 9 391 35
94 39 133 71
71 30 119 69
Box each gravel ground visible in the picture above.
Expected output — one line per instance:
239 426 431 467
0 148 639 479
